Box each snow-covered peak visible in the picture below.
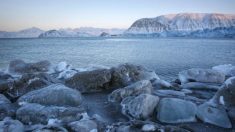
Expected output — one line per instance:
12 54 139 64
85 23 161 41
126 13 235 34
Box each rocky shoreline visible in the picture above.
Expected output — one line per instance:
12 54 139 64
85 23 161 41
0 60 234 132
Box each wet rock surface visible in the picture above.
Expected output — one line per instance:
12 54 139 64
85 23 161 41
0 60 234 131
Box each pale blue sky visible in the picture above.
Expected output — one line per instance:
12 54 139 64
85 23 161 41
0 0 235 31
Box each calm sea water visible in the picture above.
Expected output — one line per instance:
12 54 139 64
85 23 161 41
0 37 235 80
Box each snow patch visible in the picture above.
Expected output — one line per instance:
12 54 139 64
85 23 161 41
142 124 156 131
219 96 225 105
18 101 28 106
47 118 61 125
225 76 235 86
28 77 40 85
90 129 98 132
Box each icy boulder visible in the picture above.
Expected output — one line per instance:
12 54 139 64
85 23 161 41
0 94 16 120
180 82 221 91
108 80 153 103
196 102 232 128
65 69 112 93
110 63 159 88
178 68 225 84
121 94 159 119
16 103 85 124
156 98 197 123
17 84 82 107
7 72 59 99
8 59 51 74
68 119 98 132
0 117 24 132
210 76 235 107
212 64 235 77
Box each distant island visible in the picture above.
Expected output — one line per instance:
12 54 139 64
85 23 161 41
0 13 235 38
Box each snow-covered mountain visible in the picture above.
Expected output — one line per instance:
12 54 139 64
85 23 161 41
0 27 125 38
38 29 93 38
39 27 125 38
125 13 235 37
74 27 125 36
0 27 44 38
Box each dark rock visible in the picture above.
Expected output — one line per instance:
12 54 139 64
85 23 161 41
110 63 159 88
157 98 197 123
17 84 82 107
16 103 85 125
179 68 225 84
108 80 153 103
68 119 98 132
228 107 235 120
196 102 232 128
8 59 51 74
0 117 24 132
0 94 16 120
121 94 159 119
65 69 112 93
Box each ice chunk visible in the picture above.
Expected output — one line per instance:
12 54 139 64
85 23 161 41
55 62 70 72
212 64 235 77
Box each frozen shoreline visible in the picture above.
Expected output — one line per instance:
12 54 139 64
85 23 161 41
0 60 234 131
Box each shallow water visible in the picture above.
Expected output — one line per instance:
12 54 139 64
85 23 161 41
0 37 235 80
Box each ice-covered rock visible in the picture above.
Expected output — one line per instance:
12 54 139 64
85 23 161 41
65 69 112 93
110 63 159 88
178 68 225 84
210 76 235 107
17 84 82 107
8 59 51 74
16 103 85 124
0 117 24 132
0 94 16 120
153 90 186 97
7 72 59 99
156 98 197 123
152 79 173 89
180 82 221 91
212 64 235 77
196 102 232 128
68 119 98 132
108 80 153 103
121 94 159 119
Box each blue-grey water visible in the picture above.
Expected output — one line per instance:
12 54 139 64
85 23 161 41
0 37 235 81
